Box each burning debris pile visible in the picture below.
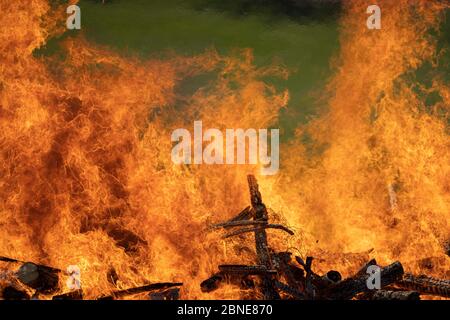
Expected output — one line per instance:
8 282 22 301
0 174 449 300
201 175 450 300
0 0 449 301
0 256 182 300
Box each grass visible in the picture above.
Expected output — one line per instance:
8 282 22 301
74 0 341 138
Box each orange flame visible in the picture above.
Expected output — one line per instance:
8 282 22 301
0 0 448 299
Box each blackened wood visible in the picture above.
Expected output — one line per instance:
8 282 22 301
1 286 30 300
52 289 83 300
324 270 342 283
355 258 377 276
149 288 180 300
17 262 59 294
218 265 277 275
396 274 450 298
304 257 315 298
247 174 280 300
229 206 253 222
310 270 343 291
274 281 305 299
272 252 305 291
212 220 267 229
200 273 224 293
295 255 307 268
323 261 404 300
223 224 294 238
98 282 182 300
200 272 256 293
0 256 61 273
0 256 19 263
371 290 420 300
294 256 342 291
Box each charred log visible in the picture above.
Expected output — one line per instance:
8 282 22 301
247 174 280 300
324 270 342 283
365 290 420 301
355 258 377 276
218 265 277 275
223 224 294 238
274 281 305 300
98 282 182 300
0 256 61 273
304 256 315 298
200 272 255 293
149 288 180 300
212 220 267 229
200 273 224 293
272 252 305 291
226 206 253 223
17 262 59 294
52 289 83 300
1 286 30 300
322 261 404 300
396 274 450 298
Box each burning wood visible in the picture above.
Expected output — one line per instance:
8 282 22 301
271 252 305 291
200 272 255 293
1 286 30 300
201 175 450 300
16 262 60 294
274 281 305 300
321 261 404 300
220 206 253 224
360 290 420 301
98 282 183 300
1 177 449 300
223 224 294 239
395 274 450 298
0 254 182 300
200 273 224 293
149 288 180 300
218 265 277 275
52 289 83 300
247 175 280 300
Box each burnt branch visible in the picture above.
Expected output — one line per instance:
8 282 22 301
211 220 267 229
17 262 60 294
218 265 277 275
396 274 450 298
98 282 182 300
223 224 294 238
274 281 305 300
200 272 255 293
322 261 404 300
360 289 420 300
247 174 280 300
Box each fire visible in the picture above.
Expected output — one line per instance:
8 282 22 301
0 0 448 299
272 0 450 279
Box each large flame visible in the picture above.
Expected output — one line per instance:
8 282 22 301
272 0 449 279
0 0 448 299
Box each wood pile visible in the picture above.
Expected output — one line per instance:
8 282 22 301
201 174 450 300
